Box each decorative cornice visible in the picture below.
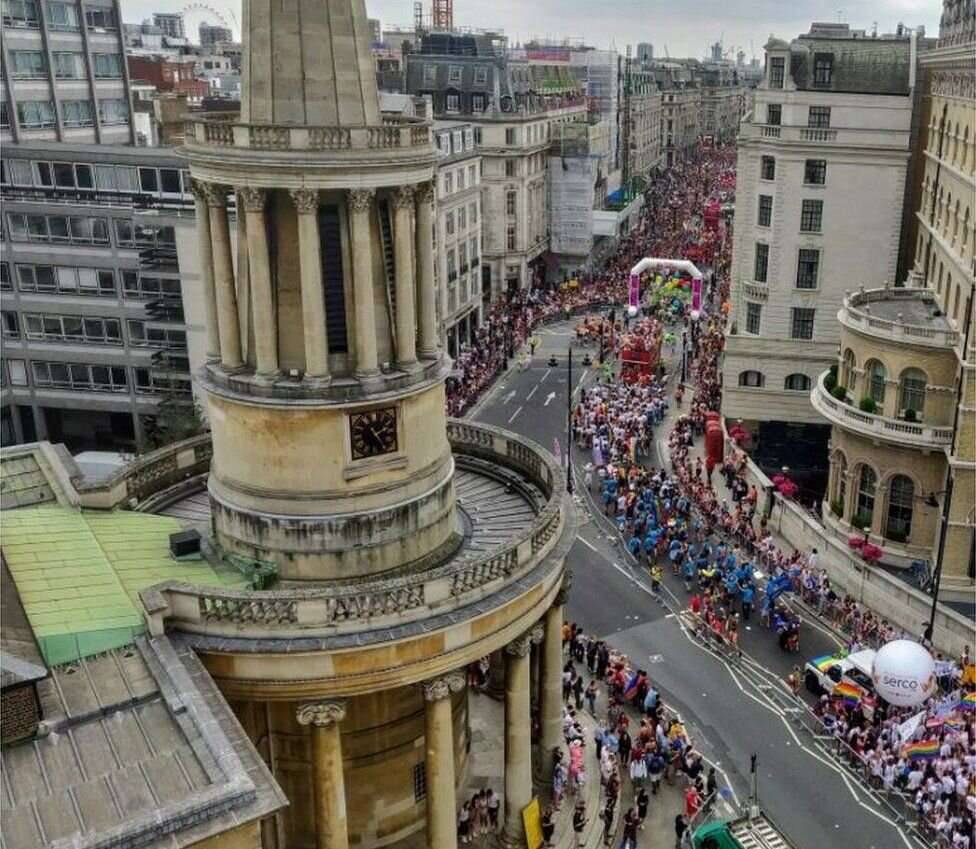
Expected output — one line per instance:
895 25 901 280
296 700 347 727
348 188 375 212
290 188 320 215
421 670 466 701
392 185 415 210
239 186 267 212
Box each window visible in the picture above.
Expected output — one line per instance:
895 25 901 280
753 243 769 282
757 195 772 227
738 370 764 388
459 242 468 273
17 100 56 129
766 104 781 126
126 320 185 348
504 159 516 177
790 307 815 340
796 249 820 289
886 475 914 539
92 52 122 78
784 373 811 391
10 50 46 78
473 127 482 145
446 249 456 282
47 1 79 29
841 349 856 390
25 313 121 344
807 106 831 128
0 262 10 290
804 159 827 185
445 211 454 236
457 206 466 230
856 466 877 525
413 762 427 803
0 103 9 129
53 51 84 79
122 272 180 299
800 199 823 233
18 265 113 295
469 200 478 225
3 0 39 27
472 93 486 112
813 53 833 87
7 214 108 244
760 156 775 181
2 311 20 338
423 64 436 84
899 368 927 415
506 224 516 251
7 359 27 385
139 167 158 193
505 127 516 145
768 57 785 88
445 93 460 112
456 168 465 191
84 5 116 29
474 66 488 84
866 360 886 404
448 65 462 83
745 301 762 335
470 236 479 264
506 190 517 217
443 171 453 195
61 99 94 128
32 361 128 391
98 98 129 125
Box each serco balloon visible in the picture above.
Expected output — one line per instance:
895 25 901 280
871 640 937 707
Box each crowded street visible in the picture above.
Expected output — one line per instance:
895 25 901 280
453 146 972 849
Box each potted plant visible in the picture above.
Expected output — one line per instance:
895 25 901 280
859 397 877 414
830 384 848 402
903 408 918 422
886 529 908 543
851 512 871 531
830 499 844 517
824 364 838 392
861 543 883 563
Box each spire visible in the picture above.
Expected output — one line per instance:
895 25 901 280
241 0 381 127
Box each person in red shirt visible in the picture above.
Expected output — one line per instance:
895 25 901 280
684 784 702 819
690 594 702 615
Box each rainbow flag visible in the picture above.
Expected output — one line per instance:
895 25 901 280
811 655 837 673
832 681 863 707
944 716 967 731
958 692 976 713
903 739 940 761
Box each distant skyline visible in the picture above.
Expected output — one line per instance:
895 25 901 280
120 0 942 57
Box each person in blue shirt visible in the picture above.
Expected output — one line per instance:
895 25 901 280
740 583 755 621
627 533 642 559
682 556 697 591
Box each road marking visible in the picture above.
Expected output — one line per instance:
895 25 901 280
526 385 538 401
541 368 551 382
507 405 523 424
502 389 516 404
543 391 556 407
578 536 599 553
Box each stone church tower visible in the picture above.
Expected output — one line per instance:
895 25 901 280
172 1 575 847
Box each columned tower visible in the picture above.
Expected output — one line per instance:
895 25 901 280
185 0 453 581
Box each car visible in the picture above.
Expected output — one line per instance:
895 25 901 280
804 649 878 716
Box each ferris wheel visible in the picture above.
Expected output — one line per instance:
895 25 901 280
180 2 239 43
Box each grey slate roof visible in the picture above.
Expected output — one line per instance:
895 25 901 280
789 37 912 95
0 638 286 849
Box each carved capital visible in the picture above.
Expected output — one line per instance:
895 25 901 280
505 633 534 658
201 182 229 209
416 181 435 205
296 700 347 728
554 588 570 606
422 670 466 702
528 624 544 645
189 178 208 203
392 185 415 210
290 188 320 215
348 188 375 213
239 186 267 213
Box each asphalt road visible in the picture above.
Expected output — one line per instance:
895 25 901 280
474 319 926 849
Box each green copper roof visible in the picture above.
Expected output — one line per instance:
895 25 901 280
1 506 247 665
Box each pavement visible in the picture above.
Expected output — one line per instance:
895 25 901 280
473 317 929 849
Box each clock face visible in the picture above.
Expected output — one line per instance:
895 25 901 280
349 407 398 460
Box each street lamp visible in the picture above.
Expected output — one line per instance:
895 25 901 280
566 346 574 494
924 477 953 644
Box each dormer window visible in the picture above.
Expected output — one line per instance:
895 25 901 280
813 53 833 87
769 57 785 89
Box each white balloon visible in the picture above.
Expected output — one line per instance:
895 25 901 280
871 640 937 707
627 305 638 317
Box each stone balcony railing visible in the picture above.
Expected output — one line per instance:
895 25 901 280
811 371 954 451
183 112 431 153
137 420 569 640
839 287 961 349
742 280 769 302
741 122 909 150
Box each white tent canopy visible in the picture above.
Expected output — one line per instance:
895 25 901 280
629 257 704 279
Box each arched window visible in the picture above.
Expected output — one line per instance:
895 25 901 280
899 368 927 415
952 281 960 320
856 466 877 526
738 370 764 388
784 373 811 391
886 475 914 539
865 359 886 404
832 452 848 516
841 348 856 390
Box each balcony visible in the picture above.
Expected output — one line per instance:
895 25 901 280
742 280 769 301
839 286 960 349
811 371 954 451
740 122 909 150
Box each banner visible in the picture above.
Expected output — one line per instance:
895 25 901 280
692 277 702 312
629 273 640 309
896 711 925 743
522 797 543 849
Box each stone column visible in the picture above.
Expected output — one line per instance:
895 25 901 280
422 671 465 849
290 188 330 384
348 189 379 377
502 631 535 847
190 180 220 362
392 186 418 368
203 183 243 370
296 700 349 849
539 593 566 782
240 187 278 380
415 181 438 358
